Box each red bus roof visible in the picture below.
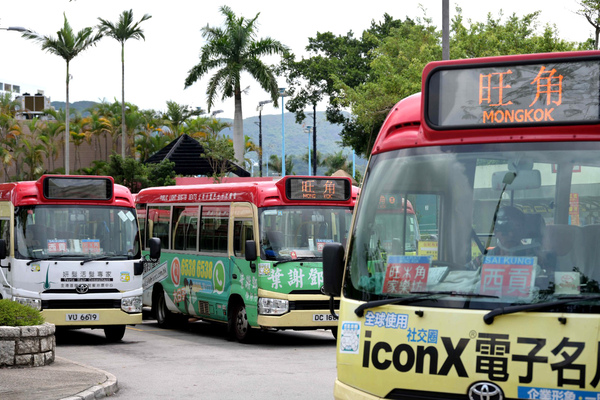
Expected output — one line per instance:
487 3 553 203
136 176 359 208
373 50 600 155
0 175 134 207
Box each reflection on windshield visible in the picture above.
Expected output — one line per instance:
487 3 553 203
259 206 353 261
346 143 600 311
15 205 140 260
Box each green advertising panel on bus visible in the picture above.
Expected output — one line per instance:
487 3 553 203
425 57 600 129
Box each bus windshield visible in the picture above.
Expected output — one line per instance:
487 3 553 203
259 206 353 261
347 142 600 311
15 205 140 260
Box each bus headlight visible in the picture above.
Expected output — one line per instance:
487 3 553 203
121 296 142 313
12 296 42 311
258 298 289 315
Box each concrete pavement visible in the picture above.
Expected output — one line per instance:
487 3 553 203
0 356 117 400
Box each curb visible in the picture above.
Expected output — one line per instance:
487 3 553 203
56 357 119 400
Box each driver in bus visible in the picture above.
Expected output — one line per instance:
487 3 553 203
467 206 555 273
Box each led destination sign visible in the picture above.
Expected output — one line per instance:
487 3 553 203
285 177 351 201
44 177 113 200
426 58 600 129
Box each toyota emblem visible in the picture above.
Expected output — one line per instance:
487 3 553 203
468 382 503 400
75 284 89 294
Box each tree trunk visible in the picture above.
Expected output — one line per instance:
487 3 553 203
121 43 126 159
65 61 70 175
233 89 243 165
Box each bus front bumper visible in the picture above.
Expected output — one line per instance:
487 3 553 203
257 309 338 329
42 309 142 326
334 379 380 400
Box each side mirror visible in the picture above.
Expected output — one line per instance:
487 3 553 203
0 239 6 260
149 237 161 261
245 240 257 262
323 242 345 296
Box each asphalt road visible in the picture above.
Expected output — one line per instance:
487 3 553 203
56 316 338 399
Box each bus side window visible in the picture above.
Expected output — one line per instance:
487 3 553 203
136 204 146 249
173 206 199 251
234 220 254 257
200 205 229 253
0 219 10 254
149 206 170 250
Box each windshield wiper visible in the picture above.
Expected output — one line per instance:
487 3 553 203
483 294 600 324
274 257 321 266
26 254 78 265
80 254 124 265
355 291 499 317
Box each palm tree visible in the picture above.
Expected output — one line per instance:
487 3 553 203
243 134 260 170
204 117 231 137
322 150 357 177
123 107 147 158
136 131 169 160
0 92 20 116
162 101 201 139
23 13 102 175
39 120 62 173
68 112 90 171
300 150 324 173
184 5 288 165
82 110 112 160
134 109 165 160
42 108 67 173
268 154 294 176
20 134 47 180
0 116 21 179
98 9 152 159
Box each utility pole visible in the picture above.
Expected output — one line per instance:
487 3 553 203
312 102 317 176
442 0 449 60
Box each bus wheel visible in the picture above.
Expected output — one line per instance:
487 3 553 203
229 300 252 343
156 292 173 328
104 325 126 342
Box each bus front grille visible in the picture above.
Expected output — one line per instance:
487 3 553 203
289 300 339 311
42 299 121 309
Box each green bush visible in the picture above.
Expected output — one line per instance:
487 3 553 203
0 299 45 326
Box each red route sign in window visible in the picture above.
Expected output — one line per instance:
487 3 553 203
480 256 536 298
382 255 431 295
48 239 67 253
81 239 100 254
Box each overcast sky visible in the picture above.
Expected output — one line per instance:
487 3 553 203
0 0 589 120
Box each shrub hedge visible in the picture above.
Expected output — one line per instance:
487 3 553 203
0 299 45 326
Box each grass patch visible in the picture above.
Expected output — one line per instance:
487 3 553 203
0 299 45 326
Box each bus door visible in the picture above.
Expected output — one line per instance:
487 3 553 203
0 205 11 299
230 202 258 323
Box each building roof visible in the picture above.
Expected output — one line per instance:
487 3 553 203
144 134 250 177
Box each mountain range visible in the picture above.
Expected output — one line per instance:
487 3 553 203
51 101 366 176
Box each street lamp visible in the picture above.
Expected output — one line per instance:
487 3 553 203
303 125 312 176
0 26 30 33
279 88 287 176
247 158 258 176
310 103 318 176
256 100 272 177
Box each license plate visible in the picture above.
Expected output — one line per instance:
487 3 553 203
312 313 338 322
66 313 100 322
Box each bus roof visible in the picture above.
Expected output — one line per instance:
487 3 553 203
373 50 600 155
135 176 359 208
0 175 135 207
